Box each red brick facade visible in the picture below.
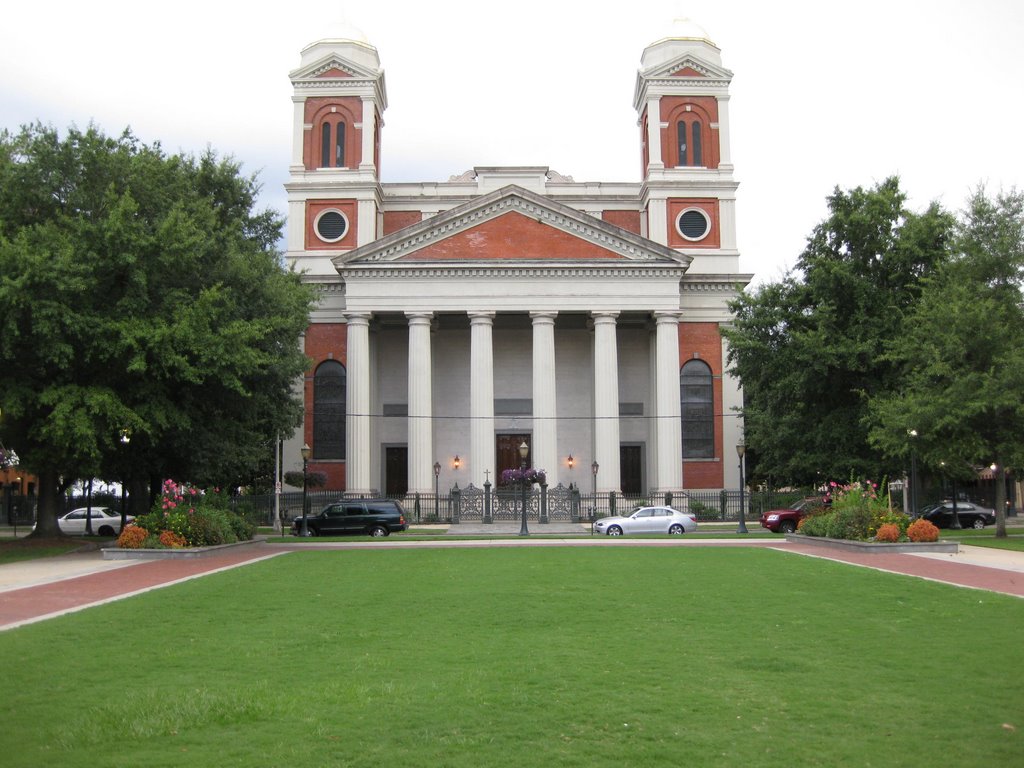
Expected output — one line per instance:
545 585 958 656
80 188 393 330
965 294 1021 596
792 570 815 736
303 324 348 488
679 322 725 489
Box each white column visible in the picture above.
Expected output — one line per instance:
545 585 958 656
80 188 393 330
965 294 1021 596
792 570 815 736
469 311 495 488
646 97 663 170
592 312 621 494
360 97 376 171
716 94 733 169
654 312 683 493
531 312 558 483
291 97 306 169
345 313 373 494
406 312 434 493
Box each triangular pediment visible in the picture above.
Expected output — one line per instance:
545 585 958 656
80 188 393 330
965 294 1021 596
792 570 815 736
290 53 381 84
646 54 733 82
333 186 691 269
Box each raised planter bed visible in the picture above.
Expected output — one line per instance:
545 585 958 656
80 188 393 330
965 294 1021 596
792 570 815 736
101 537 263 560
784 533 958 554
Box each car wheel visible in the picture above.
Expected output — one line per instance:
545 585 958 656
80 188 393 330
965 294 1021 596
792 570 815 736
369 525 389 537
668 524 684 535
301 527 316 537
973 518 987 529
97 525 115 537
607 525 623 536
779 520 796 534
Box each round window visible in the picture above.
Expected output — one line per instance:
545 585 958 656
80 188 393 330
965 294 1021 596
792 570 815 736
315 210 348 242
676 208 711 241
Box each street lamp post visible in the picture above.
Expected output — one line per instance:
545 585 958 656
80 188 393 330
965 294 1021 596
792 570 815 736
433 461 441 520
300 443 311 537
519 441 530 536
908 429 918 516
736 442 748 534
591 460 599 522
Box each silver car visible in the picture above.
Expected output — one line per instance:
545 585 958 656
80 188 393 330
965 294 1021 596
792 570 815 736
57 507 133 536
593 506 698 536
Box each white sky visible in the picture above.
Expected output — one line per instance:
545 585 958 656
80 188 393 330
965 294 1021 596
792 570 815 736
3 0 1022 285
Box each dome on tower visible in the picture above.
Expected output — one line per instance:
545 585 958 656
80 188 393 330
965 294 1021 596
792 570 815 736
297 18 381 72
640 17 723 71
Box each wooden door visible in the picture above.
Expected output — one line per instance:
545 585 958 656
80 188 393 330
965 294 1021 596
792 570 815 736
385 446 408 496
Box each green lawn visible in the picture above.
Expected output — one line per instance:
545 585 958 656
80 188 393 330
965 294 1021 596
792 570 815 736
1 548 1021 767
941 527 1024 552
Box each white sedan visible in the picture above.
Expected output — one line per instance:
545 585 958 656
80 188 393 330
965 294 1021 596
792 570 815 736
593 506 698 536
57 507 133 536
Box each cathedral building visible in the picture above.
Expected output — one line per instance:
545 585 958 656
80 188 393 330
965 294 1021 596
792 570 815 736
284 21 751 507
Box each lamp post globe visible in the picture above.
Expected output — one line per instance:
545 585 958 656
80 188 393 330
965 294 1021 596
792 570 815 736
519 441 530 536
300 443 311 537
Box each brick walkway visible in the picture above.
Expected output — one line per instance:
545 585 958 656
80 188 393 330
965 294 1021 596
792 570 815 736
2 538 1022 632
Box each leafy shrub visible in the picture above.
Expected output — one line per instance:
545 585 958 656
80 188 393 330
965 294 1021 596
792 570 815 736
159 530 187 548
184 508 238 546
907 518 940 542
117 524 148 549
799 512 832 537
872 508 910 538
874 523 900 543
825 506 873 540
143 533 165 549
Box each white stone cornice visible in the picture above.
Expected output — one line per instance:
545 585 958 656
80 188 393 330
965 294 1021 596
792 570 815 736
340 265 689 280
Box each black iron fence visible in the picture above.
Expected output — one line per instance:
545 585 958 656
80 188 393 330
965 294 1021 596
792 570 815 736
1 486 858 529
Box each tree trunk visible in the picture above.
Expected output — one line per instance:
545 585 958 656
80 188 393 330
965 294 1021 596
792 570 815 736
28 466 64 538
994 463 1007 539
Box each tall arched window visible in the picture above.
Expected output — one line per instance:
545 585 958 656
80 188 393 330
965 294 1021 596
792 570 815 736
681 360 714 458
313 360 346 459
319 121 346 168
690 121 702 166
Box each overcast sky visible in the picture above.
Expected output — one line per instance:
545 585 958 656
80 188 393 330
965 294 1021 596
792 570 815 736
3 0 1021 284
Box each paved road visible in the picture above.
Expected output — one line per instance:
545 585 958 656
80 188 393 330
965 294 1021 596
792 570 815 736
2 536 1023 632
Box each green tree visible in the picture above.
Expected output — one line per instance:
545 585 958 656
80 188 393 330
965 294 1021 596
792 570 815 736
868 187 1024 536
723 177 953 485
0 124 314 535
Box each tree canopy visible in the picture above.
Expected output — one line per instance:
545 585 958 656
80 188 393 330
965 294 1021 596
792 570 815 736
723 177 954 485
0 123 315 533
867 187 1024 533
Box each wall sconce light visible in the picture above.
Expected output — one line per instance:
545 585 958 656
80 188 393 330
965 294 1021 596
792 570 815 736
453 455 461 470
567 454 575 469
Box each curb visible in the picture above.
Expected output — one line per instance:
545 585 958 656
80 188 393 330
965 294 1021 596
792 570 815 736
784 533 958 554
101 537 264 560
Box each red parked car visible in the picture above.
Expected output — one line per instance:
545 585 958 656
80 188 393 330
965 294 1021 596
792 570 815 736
759 497 827 533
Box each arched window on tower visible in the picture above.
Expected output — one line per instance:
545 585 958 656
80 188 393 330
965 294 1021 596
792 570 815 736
691 121 702 166
313 360 346 459
319 121 346 168
681 360 714 459
671 111 709 168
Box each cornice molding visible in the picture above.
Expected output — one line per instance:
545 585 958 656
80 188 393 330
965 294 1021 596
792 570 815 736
340 265 690 280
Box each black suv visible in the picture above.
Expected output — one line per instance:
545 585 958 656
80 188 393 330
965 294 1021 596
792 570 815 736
292 499 408 537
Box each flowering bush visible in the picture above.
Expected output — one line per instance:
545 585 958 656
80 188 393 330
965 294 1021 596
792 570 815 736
117 524 148 549
801 480 901 541
500 468 547 485
158 530 187 548
874 523 901 543
119 479 254 548
907 518 940 542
